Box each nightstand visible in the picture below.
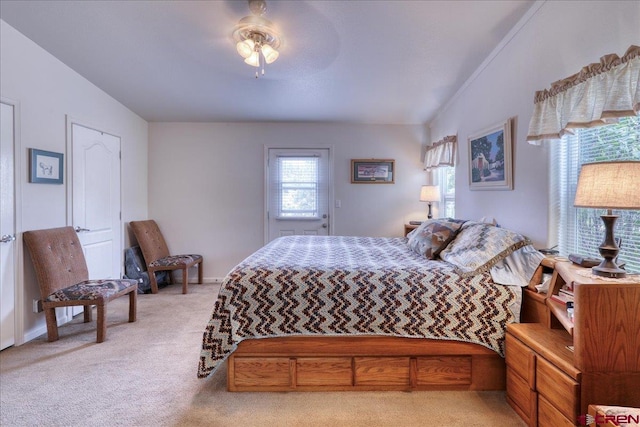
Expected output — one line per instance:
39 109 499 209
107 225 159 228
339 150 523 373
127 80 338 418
506 261 640 426
404 223 420 236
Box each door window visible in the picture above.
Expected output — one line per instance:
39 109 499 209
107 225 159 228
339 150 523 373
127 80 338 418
277 156 319 219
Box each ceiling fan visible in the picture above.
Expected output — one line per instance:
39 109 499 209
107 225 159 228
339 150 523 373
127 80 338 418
232 0 282 78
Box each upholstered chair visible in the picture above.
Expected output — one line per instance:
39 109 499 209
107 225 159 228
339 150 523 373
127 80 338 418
23 226 137 343
129 220 203 294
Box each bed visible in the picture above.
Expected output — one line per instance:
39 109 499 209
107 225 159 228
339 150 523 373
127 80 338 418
198 220 546 391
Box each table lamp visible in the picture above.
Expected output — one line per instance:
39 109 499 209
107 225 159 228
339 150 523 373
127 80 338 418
420 185 441 219
573 161 640 278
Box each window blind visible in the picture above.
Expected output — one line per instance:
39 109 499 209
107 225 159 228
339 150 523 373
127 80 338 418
437 166 456 218
277 156 319 218
551 116 640 273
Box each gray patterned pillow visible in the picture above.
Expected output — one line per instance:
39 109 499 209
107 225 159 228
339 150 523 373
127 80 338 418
406 218 467 259
439 221 531 276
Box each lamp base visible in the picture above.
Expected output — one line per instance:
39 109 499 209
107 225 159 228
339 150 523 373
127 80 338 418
592 264 627 279
592 213 626 279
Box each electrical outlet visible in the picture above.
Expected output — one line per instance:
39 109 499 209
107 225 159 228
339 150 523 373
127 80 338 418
32 299 43 313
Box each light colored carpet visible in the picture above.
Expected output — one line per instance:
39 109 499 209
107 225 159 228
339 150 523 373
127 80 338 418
0 282 526 427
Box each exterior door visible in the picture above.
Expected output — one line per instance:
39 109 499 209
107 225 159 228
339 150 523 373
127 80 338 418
266 148 330 242
71 123 122 283
1 101 16 350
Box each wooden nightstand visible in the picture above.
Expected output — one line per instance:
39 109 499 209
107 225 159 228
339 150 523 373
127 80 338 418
506 261 640 426
404 223 420 236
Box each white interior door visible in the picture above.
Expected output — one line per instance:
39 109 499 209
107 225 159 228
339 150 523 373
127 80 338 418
267 148 330 242
1 101 16 350
71 124 122 285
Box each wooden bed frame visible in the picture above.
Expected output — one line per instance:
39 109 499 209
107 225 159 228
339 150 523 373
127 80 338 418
226 262 550 392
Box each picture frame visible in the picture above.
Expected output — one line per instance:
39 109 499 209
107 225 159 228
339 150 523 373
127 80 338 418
468 118 513 190
29 148 64 184
351 159 395 184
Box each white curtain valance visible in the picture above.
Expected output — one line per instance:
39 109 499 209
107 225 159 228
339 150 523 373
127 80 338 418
423 135 456 170
527 45 640 145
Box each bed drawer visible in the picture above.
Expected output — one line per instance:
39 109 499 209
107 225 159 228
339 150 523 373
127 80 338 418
354 357 410 386
416 356 471 385
232 357 292 388
296 357 352 387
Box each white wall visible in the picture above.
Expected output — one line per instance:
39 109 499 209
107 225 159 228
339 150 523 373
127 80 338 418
428 0 639 248
148 122 427 278
0 20 149 342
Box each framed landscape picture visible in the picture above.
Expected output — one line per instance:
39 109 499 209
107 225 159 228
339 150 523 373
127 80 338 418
468 118 513 190
351 159 395 184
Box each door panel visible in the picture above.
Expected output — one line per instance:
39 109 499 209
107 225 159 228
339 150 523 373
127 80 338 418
1 101 16 350
267 148 330 242
71 124 121 281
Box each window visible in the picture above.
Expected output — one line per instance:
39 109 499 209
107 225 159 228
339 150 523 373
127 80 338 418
437 166 455 218
551 115 640 273
277 156 319 218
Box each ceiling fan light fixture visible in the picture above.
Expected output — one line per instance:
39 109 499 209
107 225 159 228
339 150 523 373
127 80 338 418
244 51 261 67
236 39 255 59
261 44 279 64
232 0 281 77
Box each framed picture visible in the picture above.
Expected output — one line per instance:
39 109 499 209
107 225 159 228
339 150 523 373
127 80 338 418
468 118 513 190
29 148 64 184
351 159 395 184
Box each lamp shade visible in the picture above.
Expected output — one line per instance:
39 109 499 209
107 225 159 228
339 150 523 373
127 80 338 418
244 51 260 67
419 185 441 202
261 44 279 64
574 161 640 209
236 39 255 59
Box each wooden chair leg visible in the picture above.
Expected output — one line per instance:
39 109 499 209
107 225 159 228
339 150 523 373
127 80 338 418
96 303 106 343
198 260 203 284
128 290 137 322
149 269 159 294
83 305 93 323
44 307 59 342
182 267 188 294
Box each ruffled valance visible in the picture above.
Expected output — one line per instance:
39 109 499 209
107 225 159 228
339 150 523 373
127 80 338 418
424 135 457 170
527 45 640 144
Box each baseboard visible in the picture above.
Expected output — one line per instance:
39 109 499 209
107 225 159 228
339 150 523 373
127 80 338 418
186 277 225 284
23 324 47 344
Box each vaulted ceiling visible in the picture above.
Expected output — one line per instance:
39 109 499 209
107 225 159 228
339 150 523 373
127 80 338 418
0 0 535 124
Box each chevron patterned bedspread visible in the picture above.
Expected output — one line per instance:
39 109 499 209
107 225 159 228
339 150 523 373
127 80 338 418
198 235 521 378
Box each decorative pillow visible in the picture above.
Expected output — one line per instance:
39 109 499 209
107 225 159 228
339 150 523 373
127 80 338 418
406 218 467 259
439 221 531 277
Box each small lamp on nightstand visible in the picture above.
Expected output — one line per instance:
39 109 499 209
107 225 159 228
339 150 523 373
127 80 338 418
574 161 640 278
420 185 441 219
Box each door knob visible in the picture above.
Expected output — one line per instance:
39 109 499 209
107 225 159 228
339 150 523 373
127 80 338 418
322 224 328 228
74 226 90 233
0 234 16 243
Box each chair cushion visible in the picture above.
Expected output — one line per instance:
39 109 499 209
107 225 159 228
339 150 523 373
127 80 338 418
44 279 138 302
150 254 202 268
